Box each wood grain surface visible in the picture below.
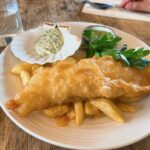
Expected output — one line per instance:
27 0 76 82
0 0 150 150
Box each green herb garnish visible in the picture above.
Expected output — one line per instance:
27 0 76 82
82 29 150 69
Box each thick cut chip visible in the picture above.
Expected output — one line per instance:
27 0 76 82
74 101 84 126
20 71 31 86
43 105 70 118
90 98 124 123
11 62 32 74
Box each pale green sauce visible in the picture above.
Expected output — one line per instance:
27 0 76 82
93 30 108 36
35 26 64 56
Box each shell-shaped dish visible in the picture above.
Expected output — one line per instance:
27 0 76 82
11 25 81 64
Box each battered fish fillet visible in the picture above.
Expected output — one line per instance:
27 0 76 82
6 56 150 116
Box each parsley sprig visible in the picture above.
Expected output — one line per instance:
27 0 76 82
82 29 150 69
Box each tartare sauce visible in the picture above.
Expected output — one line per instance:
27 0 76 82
35 26 64 56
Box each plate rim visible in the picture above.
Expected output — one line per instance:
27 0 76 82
0 21 150 150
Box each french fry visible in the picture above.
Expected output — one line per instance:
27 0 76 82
84 101 100 116
90 98 125 123
74 101 84 126
55 115 70 127
67 109 75 119
31 64 41 73
43 105 70 118
20 71 31 86
117 103 137 113
11 62 32 75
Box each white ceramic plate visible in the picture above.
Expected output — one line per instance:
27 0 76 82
0 22 150 150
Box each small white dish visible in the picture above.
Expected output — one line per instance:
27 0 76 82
11 24 81 64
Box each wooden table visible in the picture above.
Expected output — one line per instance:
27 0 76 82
0 0 150 149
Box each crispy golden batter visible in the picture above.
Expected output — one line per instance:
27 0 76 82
6 56 150 116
